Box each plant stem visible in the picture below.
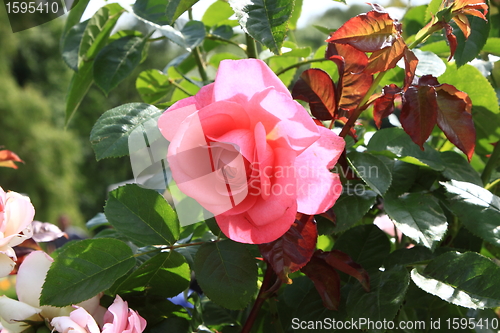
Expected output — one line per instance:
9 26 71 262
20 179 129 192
339 71 386 137
276 58 333 76
206 33 246 51
168 79 194 96
246 34 259 59
481 141 500 186
485 178 500 191
192 47 209 85
241 264 276 333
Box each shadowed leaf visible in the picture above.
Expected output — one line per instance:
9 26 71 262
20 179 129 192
301 254 341 310
292 69 336 120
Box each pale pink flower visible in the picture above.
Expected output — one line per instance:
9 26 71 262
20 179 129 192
158 59 345 244
0 187 35 277
51 295 147 333
0 251 101 333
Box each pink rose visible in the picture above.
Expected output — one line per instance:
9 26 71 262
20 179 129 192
51 295 146 333
158 59 344 244
0 187 35 277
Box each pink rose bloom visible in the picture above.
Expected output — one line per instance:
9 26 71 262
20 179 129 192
158 59 344 244
0 187 35 277
51 295 146 333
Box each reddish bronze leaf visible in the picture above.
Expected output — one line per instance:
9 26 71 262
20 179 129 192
443 23 458 60
0 149 23 169
403 47 418 90
435 84 475 160
319 250 370 292
292 69 337 120
373 84 401 128
259 214 317 284
326 43 367 74
401 85 438 149
327 10 399 52
301 255 341 310
365 38 406 75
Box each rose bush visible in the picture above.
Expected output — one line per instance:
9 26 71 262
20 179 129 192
0 186 35 277
51 295 146 333
158 59 345 244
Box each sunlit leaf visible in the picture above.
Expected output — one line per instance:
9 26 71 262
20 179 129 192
327 9 399 52
229 0 294 55
292 69 336 120
454 15 490 67
259 214 317 284
365 38 406 74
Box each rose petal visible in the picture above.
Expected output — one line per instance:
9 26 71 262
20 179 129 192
0 296 41 333
3 192 34 238
16 251 53 308
295 127 345 215
214 59 290 102
70 307 101 333
0 253 15 278
102 296 129 333
51 316 89 333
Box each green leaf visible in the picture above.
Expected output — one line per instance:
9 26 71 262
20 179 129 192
331 190 377 233
442 180 500 246
202 0 234 27
94 35 148 95
367 127 445 170
347 265 410 328
388 160 420 195
483 37 500 56
228 0 294 55
61 0 91 41
402 5 427 38
425 0 442 24
348 151 392 195
411 251 500 308
384 192 447 250
125 0 201 28
454 15 490 68
86 212 109 231
90 103 162 160
62 20 89 71
105 184 180 246
333 224 391 273
159 21 206 52
194 240 258 310
78 3 125 68
440 151 483 186
65 60 94 125
384 246 434 270
113 251 190 297
136 69 173 104
439 63 500 155
40 238 135 307
288 0 302 30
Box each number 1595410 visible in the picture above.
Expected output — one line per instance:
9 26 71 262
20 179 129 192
6 1 59 14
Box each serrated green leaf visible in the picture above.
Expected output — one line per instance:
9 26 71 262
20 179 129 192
40 238 135 307
165 0 200 24
384 192 447 250
78 3 124 68
133 0 170 25
454 15 490 67
136 69 173 104
348 151 392 195
202 0 234 27
367 127 445 170
439 63 500 155
333 224 391 273
159 21 206 52
441 151 483 186
411 251 500 308
113 251 190 297
388 160 419 195
347 265 410 329
442 180 500 246
384 246 434 269
228 0 294 55
331 190 377 233
93 36 148 95
288 0 302 30
65 60 94 125
90 103 162 160
194 240 257 310
105 184 180 246
62 20 89 71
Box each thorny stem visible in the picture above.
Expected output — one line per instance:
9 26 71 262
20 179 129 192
241 263 278 333
481 141 500 186
246 34 259 59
